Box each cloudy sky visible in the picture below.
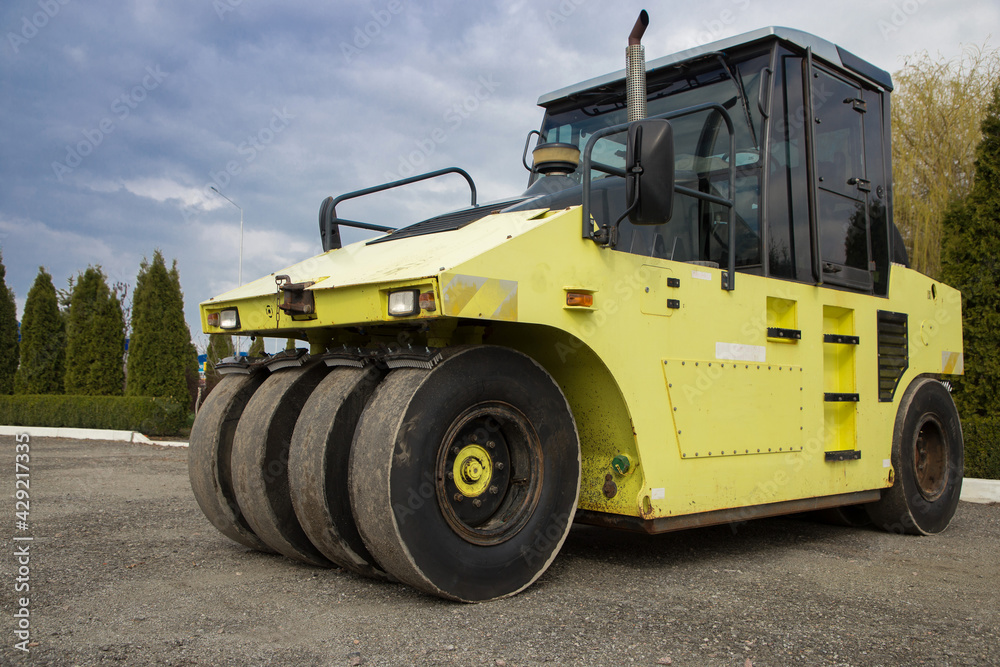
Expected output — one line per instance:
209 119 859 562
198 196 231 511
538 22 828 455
1 0 996 352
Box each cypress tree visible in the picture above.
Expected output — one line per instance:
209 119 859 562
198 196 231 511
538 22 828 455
207 333 235 364
183 341 200 412
14 268 66 394
0 252 18 394
941 86 1000 419
247 336 265 358
126 251 193 402
64 266 126 396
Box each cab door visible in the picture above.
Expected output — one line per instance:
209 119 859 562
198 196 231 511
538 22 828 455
810 66 873 291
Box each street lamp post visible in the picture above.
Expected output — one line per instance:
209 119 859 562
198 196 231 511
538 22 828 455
210 186 243 286
210 186 244 355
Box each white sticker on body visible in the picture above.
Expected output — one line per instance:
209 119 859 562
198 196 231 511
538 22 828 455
715 342 766 363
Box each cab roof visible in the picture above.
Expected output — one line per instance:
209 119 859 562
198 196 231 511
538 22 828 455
537 26 893 108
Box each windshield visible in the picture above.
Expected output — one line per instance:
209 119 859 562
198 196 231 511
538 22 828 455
534 52 770 268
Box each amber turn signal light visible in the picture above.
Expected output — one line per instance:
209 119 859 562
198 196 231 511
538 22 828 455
419 291 436 312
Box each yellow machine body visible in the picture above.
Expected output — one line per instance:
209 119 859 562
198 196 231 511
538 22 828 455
201 204 963 529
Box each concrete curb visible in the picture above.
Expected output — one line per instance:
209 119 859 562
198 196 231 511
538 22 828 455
0 425 188 448
961 478 1000 505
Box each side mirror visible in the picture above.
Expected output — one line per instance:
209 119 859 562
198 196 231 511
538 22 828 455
625 119 674 226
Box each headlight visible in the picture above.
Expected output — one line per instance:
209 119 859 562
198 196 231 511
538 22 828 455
387 289 420 317
219 308 240 329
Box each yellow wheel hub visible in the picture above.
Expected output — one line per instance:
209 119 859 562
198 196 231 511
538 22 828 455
453 444 493 497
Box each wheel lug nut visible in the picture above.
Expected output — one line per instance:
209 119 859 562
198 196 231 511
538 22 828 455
446 471 454 480
451 446 460 455
473 499 482 508
489 485 498 495
495 462 504 470
470 433 478 442
487 441 495 449
453 493 463 503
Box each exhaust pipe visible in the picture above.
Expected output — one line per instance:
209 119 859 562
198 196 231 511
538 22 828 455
626 10 649 122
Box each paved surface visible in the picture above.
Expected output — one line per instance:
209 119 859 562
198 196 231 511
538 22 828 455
1 435 998 666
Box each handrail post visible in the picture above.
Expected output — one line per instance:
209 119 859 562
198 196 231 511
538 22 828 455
322 167 478 251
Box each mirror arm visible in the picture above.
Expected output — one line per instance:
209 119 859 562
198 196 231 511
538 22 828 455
581 123 635 243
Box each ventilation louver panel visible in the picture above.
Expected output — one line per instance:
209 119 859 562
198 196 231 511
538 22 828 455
877 310 908 402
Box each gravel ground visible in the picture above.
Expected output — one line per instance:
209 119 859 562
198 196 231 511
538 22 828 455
1 435 998 667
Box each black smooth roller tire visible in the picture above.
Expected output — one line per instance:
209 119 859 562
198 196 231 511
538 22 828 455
231 363 332 566
866 377 964 535
188 373 273 552
349 346 581 602
288 366 389 579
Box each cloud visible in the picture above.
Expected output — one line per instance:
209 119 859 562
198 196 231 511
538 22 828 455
122 177 224 211
82 176 222 211
0 0 996 346
0 214 126 317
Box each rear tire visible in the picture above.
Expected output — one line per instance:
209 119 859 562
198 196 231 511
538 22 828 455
231 363 332 566
188 373 273 552
289 366 389 579
866 378 964 535
349 346 581 602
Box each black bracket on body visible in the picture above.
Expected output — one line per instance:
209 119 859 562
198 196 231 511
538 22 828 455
825 450 861 462
768 327 802 340
824 333 860 345
320 167 478 251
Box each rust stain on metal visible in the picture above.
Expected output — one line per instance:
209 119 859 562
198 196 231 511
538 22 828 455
602 473 617 499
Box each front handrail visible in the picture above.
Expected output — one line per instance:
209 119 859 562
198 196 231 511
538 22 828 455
580 102 738 290
321 167 478 251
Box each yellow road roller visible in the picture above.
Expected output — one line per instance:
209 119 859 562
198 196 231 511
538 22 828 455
189 12 965 602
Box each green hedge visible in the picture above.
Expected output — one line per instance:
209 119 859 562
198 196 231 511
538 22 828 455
964 416 1000 480
0 395 187 436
